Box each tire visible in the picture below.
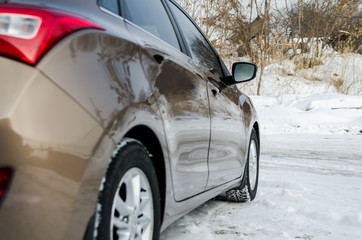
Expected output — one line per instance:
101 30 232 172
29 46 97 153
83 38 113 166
95 138 161 240
226 129 259 202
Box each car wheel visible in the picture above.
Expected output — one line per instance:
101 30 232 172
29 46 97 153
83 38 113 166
226 129 259 202
95 139 161 240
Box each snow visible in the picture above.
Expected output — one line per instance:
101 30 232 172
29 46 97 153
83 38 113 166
161 50 362 239
161 134 362 240
253 94 362 135
240 53 362 96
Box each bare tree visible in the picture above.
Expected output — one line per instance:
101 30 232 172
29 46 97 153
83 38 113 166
178 0 361 95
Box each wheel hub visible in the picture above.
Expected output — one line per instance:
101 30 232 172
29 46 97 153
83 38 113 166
110 168 154 240
249 140 258 191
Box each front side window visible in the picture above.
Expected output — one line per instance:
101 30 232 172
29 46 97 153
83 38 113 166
121 0 180 50
168 2 223 78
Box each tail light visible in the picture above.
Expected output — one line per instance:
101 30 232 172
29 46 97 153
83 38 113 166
0 5 104 65
0 167 13 202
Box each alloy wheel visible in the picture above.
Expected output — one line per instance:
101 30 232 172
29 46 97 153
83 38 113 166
110 168 154 240
248 140 258 191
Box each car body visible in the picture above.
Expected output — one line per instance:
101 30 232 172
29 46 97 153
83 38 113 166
0 0 260 239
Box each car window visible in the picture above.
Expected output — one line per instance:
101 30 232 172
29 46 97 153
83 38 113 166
98 0 120 15
121 0 180 50
168 2 223 78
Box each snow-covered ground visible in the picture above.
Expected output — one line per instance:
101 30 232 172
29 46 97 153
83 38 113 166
161 132 362 240
240 53 362 96
253 94 362 135
161 91 362 239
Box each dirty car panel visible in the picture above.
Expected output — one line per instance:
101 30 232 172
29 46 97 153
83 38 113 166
0 0 259 239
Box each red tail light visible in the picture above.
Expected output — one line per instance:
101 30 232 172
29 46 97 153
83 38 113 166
0 5 104 65
0 167 13 201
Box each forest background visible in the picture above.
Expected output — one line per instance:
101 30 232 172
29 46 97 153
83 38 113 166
177 0 361 96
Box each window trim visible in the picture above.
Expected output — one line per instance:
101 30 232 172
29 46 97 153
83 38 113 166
164 0 196 58
97 0 231 77
164 0 230 78
160 0 188 54
118 0 182 52
97 0 122 18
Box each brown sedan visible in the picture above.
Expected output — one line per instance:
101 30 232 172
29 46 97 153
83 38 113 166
0 0 260 239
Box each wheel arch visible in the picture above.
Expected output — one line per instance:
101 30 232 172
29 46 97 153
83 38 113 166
124 125 166 224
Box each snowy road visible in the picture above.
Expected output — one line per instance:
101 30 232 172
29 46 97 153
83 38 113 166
161 133 362 240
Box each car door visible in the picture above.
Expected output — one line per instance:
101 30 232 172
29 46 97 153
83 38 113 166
166 1 246 189
119 0 211 201
207 81 247 188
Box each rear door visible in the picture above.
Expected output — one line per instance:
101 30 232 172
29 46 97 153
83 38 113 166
119 0 211 201
166 1 246 189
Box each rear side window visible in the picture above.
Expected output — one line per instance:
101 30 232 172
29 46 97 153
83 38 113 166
168 2 223 78
98 0 120 15
121 0 180 50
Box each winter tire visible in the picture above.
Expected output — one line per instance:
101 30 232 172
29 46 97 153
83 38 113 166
95 139 161 240
226 129 259 202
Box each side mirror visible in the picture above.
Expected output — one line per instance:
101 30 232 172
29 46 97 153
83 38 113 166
232 62 257 83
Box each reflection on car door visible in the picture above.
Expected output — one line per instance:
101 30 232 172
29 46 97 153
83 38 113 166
207 78 247 188
121 0 210 201
153 58 211 201
167 1 246 189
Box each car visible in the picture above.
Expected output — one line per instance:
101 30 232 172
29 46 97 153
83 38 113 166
0 0 260 239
